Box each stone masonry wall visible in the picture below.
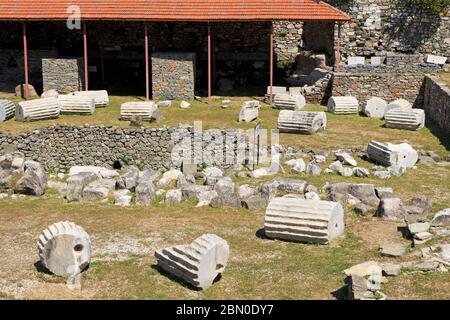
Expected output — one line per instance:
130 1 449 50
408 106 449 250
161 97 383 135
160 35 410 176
327 0 449 61
152 52 196 100
0 125 249 170
42 58 84 93
332 73 426 107
422 76 450 133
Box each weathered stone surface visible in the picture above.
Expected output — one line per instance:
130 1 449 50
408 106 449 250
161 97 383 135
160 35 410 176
364 97 387 118
120 101 159 121
376 198 407 221
239 184 257 199
339 167 354 177
135 180 155 206
327 96 359 115
381 263 402 276
408 222 430 235
379 243 406 257
264 198 344 244
82 179 115 200
328 160 344 172
353 167 370 177
385 98 412 114
0 99 15 122
58 95 95 115
273 94 306 111
165 189 182 204
114 190 132 207
385 108 426 131
42 58 83 94
14 160 47 196
335 150 357 166
274 178 307 194
15 84 38 98
116 166 140 190
431 208 450 227
354 202 374 216
306 162 321 175
277 110 327 134
66 172 97 202
375 187 394 199
344 261 382 278
37 221 91 278
211 178 240 208
367 140 418 168
155 234 229 290
15 97 60 122
241 195 268 210
41 89 59 99
73 90 109 107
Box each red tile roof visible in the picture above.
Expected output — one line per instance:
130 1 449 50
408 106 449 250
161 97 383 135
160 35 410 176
0 0 350 22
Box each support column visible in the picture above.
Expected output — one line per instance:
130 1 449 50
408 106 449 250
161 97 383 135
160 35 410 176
145 23 150 100
83 21 89 91
208 23 212 106
269 23 274 105
336 23 341 72
22 22 29 99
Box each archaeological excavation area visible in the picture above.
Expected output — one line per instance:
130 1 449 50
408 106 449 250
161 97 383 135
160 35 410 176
0 0 449 301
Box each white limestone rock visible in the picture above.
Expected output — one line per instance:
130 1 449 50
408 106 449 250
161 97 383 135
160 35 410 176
37 221 91 278
82 179 116 200
114 190 132 207
155 234 229 290
431 208 450 227
364 97 387 118
0 99 15 122
180 101 191 109
41 89 59 99
327 96 359 115
335 150 357 166
73 90 109 107
264 198 344 244
367 140 418 168
278 110 327 134
165 189 182 204
58 94 95 115
273 94 306 111
385 98 412 115
15 97 60 122
120 101 159 121
385 108 425 131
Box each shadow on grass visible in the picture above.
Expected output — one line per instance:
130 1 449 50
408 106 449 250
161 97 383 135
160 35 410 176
255 228 269 240
330 285 348 300
426 119 450 151
33 261 53 275
150 264 209 291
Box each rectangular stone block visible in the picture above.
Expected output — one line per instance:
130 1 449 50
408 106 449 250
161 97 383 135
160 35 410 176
152 52 196 100
42 58 84 93
426 54 447 65
348 56 365 66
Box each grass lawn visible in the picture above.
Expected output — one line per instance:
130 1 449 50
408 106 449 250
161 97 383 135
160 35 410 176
0 95 448 158
0 93 449 300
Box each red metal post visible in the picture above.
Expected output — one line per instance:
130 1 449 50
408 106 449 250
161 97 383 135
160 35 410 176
83 21 89 91
22 22 29 100
145 23 150 100
208 23 212 106
336 23 341 72
212 33 216 83
269 23 274 105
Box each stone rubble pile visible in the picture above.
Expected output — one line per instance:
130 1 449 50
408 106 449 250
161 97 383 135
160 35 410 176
0 151 47 197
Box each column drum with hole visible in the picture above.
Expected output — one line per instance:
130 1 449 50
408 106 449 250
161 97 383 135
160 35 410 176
264 198 344 244
37 221 91 278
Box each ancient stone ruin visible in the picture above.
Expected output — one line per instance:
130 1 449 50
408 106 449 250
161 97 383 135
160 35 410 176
273 94 306 111
277 110 327 134
364 97 387 119
120 101 160 122
0 99 15 122
72 90 109 108
264 198 344 244
327 96 359 115
367 140 418 168
37 221 91 281
58 94 95 115
154 234 230 290
15 97 61 122
384 108 426 131
238 100 260 123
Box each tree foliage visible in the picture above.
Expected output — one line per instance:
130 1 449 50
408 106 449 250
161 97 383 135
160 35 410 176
415 0 450 13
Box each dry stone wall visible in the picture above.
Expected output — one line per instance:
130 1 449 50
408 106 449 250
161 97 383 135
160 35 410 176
42 58 84 93
422 76 450 133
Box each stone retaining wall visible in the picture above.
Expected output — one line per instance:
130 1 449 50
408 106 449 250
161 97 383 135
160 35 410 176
0 125 248 170
422 76 450 133
332 72 427 107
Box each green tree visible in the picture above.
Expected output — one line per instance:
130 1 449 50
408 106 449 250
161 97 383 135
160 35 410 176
415 0 450 13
